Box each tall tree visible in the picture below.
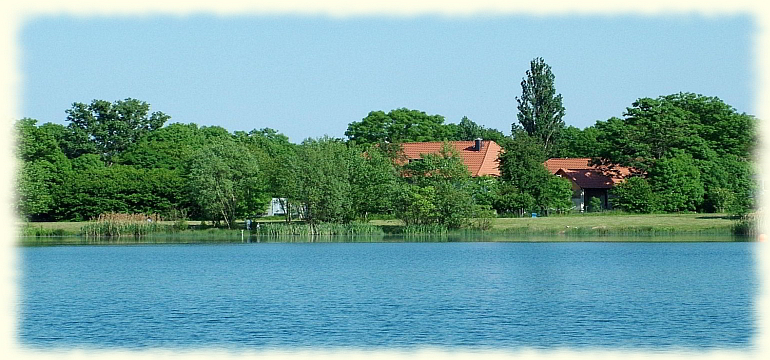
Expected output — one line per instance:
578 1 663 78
448 116 506 143
186 141 270 228
498 131 572 215
116 122 206 171
594 93 756 213
552 125 601 158
349 143 400 220
515 57 566 156
63 98 169 162
395 143 475 228
345 108 453 146
294 137 355 224
15 118 72 220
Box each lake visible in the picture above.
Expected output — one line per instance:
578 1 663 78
18 239 758 351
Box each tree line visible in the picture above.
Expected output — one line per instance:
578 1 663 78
16 58 757 227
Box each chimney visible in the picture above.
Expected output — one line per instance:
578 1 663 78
474 138 483 151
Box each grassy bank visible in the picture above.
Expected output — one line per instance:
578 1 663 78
371 213 738 235
18 213 750 242
488 213 737 235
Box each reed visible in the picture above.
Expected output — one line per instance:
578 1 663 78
403 224 448 235
80 213 169 238
731 218 756 236
252 222 383 237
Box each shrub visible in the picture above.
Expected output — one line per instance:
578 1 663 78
470 205 497 231
610 177 660 213
588 197 603 213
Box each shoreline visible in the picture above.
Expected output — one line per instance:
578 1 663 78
18 212 751 239
18 232 751 247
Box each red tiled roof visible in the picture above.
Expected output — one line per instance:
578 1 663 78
556 169 615 189
400 140 503 177
545 157 633 189
545 158 594 173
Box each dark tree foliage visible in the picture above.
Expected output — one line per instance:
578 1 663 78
516 57 566 156
116 123 207 170
552 125 601 158
55 165 184 221
447 116 506 143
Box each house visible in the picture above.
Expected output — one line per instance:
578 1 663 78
400 139 503 177
544 158 632 212
263 198 286 217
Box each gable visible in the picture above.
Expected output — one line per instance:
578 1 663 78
547 157 633 189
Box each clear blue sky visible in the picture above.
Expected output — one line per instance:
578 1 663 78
20 14 755 143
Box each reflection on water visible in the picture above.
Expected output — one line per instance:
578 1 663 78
19 233 749 246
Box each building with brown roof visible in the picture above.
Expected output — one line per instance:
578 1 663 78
544 158 632 212
400 139 503 177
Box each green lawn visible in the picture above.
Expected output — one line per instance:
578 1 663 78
372 213 737 234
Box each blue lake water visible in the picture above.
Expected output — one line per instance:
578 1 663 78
18 241 758 351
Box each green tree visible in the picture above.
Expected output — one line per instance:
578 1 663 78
271 147 302 223
15 118 72 220
498 131 548 194
116 122 207 170
186 141 270 228
17 161 56 219
610 176 660 213
498 131 572 215
234 127 296 200
55 165 184 221
595 93 756 213
345 108 454 146
70 154 105 172
294 137 355 225
349 144 400 220
587 196 603 213
516 57 566 156
538 175 574 214
553 125 601 158
647 153 704 212
63 98 169 162
493 182 536 216
394 184 440 226
596 93 755 170
395 143 475 228
465 176 500 208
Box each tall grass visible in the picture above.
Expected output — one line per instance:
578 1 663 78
252 222 383 236
402 224 448 235
81 213 169 238
732 217 756 236
20 225 74 237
